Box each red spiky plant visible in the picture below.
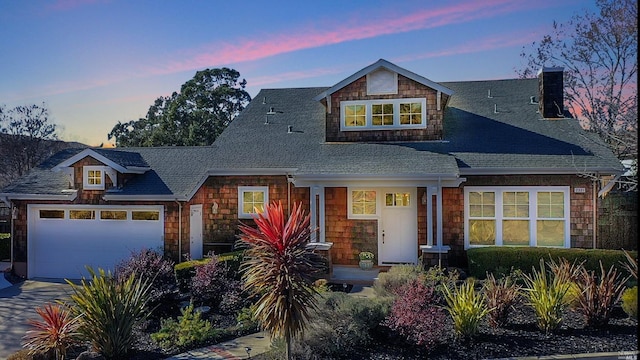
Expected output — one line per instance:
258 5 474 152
237 201 324 360
22 303 80 360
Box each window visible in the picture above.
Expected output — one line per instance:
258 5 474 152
400 102 422 125
238 186 269 219
344 105 366 127
536 192 565 246
83 166 105 190
340 98 427 131
372 103 394 126
100 210 127 220
385 192 410 207
39 210 64 219
464 187 569 249
70 210 96 220
132 211 160 221
468 192 495 245
348 189 377 219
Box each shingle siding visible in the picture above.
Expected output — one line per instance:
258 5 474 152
325 74 446 142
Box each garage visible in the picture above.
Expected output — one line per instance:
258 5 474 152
27 205 164 279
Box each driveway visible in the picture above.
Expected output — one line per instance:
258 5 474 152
0 280 74 359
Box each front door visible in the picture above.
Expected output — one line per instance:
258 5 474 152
379 188 417 265
189 204 203 260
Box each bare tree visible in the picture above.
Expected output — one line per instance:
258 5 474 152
0 103 62 187
518 0 637 191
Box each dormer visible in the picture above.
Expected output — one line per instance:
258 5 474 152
52 148 150 191
314 59 454 142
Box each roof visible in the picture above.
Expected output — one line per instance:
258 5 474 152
0 62 623 201
313 59 454 101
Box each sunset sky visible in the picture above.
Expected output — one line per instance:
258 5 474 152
0 0 598 147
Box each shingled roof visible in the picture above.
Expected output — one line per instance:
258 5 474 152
1 72 623 201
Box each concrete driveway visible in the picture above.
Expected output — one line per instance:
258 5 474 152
0 280 74 359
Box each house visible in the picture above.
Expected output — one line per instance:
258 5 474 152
0 59 623 280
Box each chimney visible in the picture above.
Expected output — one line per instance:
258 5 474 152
537 67 565 119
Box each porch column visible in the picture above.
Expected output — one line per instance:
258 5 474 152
420 180 450 268
310 185 326 243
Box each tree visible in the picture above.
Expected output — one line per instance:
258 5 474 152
237 201 324 360
108 68 251 147
0 103 63 187
518 0 638 191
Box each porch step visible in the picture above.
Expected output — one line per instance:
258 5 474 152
330 265 382 285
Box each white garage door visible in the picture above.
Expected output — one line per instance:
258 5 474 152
28 205 164 279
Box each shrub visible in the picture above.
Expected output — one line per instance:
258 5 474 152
174 250 245 292
621 250 638 285
484 272 521 328
114 248 177 305
236 304 261 332
22 303 81 360
217 279 248 315
151 304 219 351
384 277 446 350
373 264 424 297
467 247 637 279
621 286 638 320
573 262 628 328
6 349 50 360
442 278 490 339
521 260 570 334
290 291 391 359
66 267 152 359
190 254 232 308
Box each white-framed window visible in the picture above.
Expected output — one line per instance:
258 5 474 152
340 98 427 131
464 186 570 249
238 186 269 219
348 189 378 219
83 166 105 190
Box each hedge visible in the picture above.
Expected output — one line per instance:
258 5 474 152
174 250 245 292
467 247 637 280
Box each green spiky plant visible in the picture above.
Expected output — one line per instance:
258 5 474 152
66 267 152 359
522 259 570 334
237 201 324 360
442 278 491 339
22 303 81 360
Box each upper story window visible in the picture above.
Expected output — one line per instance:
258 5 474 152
83 166 105 190
340 98 426 131
238 186 269 219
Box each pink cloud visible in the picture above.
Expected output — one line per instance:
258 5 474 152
144 0 551 76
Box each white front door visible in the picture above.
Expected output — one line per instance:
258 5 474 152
189 204 203 260
379 188 418 265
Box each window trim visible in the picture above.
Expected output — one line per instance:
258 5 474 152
464 186 570 249
340 98 427 131
83 166 105 190
347 188 379 219
238 186 269 219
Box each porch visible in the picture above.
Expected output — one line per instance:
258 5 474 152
329 265 388 286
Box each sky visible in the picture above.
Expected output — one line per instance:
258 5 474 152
0 0 599 147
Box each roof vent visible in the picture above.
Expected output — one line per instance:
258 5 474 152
287 125 292 133
264 115 269 125
530 96 538 104
494 104 498 113
267 107 276 115
262 97 267 104
487 89 493 98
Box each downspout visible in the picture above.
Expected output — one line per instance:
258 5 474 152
10 201 15 274
592 176 597 249
175 200 183 263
